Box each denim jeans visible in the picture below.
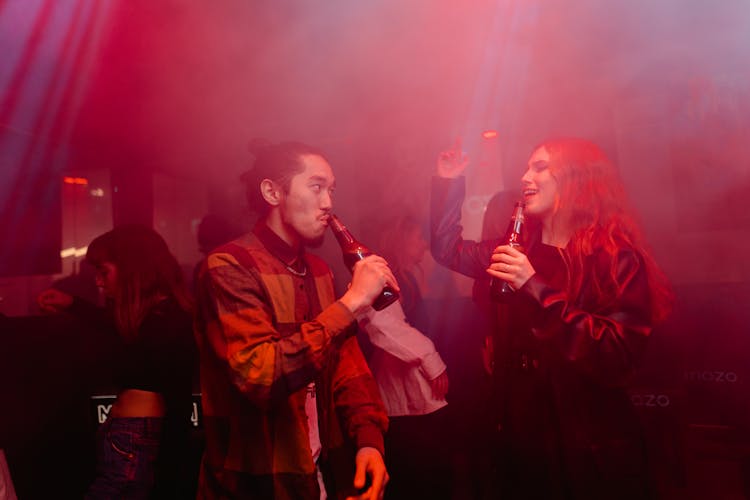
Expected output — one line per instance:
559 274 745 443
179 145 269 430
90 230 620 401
85 417 164 500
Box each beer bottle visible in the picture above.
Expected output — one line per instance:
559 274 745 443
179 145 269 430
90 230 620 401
490 201 525 302
329 214 399 311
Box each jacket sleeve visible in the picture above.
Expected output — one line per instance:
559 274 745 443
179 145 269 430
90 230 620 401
521 249 653 386
329 336 389 455
430 176 499 279
358 303 447 381
197 250 358 409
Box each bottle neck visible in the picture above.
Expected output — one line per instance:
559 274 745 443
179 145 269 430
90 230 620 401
504 205 524 241
509 218 523 237
329 215 356 246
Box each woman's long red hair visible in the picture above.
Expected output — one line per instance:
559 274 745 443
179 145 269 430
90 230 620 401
541 138 672 323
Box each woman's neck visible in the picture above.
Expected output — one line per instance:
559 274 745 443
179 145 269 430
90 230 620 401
541 216 572 248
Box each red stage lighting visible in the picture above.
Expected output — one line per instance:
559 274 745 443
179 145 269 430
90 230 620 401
63 176 89 185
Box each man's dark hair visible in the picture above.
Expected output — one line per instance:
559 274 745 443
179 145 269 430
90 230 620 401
241 141 327 214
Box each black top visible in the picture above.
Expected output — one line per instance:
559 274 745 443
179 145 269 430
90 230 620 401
69 295 197 498
69 297 195 418
395 268 429 334
116 298 194 414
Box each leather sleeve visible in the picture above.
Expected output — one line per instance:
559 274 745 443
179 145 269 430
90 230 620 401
430 176 500 278
520 249 653 386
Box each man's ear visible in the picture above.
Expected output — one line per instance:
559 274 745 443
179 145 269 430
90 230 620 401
260 179 281 207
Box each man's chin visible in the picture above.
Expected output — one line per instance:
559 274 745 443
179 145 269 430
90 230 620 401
303 233 326 248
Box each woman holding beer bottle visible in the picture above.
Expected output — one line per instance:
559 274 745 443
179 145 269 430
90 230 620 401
430 138 672 499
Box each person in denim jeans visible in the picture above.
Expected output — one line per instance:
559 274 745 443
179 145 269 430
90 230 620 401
38 225 196 499
88 417 163 498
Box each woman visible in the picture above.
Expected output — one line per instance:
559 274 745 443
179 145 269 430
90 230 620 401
357 214 450 499
38 225 196 499
430 138 672 499
375 215 431 331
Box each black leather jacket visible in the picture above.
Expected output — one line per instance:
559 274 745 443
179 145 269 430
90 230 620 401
431 176 655 499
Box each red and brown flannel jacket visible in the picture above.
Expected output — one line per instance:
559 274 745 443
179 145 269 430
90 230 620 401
194 221 388 499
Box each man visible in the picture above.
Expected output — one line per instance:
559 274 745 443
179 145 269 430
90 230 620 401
194 142 395 499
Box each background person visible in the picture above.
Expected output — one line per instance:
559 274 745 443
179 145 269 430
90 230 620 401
38 224 196 499
358 214 450 500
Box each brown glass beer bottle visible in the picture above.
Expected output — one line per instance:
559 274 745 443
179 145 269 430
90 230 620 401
490 201 526 302
329 214 399 311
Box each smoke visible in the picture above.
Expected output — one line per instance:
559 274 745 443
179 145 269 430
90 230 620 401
61 0 750 286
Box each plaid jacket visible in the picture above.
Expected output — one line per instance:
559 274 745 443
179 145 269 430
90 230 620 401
195 222 388 499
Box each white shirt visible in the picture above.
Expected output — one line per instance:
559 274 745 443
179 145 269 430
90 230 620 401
304 383 326 500
358 302 448 416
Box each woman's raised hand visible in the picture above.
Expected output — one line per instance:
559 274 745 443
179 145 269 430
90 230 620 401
436 139 469 178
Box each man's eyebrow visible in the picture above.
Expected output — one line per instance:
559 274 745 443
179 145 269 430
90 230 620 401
531 160 549 168
308 175 333 184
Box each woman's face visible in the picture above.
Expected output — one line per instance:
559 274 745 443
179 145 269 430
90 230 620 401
521 146 559 222
94 262 118 297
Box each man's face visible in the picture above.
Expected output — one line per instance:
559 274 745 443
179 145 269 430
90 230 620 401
278 154 335 246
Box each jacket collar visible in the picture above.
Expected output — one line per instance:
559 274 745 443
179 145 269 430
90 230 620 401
253 220 306 273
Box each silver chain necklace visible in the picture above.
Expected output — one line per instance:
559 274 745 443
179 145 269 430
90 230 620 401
285 262 307 277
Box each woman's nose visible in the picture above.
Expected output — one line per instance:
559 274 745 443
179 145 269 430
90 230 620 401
521 168 532 184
